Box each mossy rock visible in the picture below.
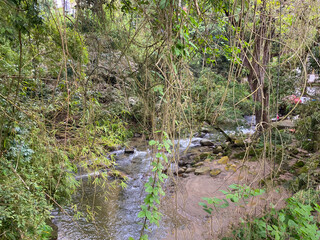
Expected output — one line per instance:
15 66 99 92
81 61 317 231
195 166 211 175
233 139 245 147
195 152 212 162
225 163 237 172
193 162 204 167
218 156 229 164
210 168 222 177
212 146 223 154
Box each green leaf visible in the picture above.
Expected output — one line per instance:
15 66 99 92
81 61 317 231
138 210 146 218
149 140 157 146
140 234 149 240
199 202 208 208
146 210 152 220
159 0 168 9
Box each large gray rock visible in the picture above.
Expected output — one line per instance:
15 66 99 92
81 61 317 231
200 139 215 146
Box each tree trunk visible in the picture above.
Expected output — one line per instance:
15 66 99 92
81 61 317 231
242 1 274 130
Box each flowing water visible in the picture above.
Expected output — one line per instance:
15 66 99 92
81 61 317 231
52 119 254 240
52 138 206 240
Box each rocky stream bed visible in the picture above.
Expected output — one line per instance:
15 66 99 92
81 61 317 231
52 120 312 240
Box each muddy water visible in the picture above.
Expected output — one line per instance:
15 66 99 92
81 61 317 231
52 121 254 240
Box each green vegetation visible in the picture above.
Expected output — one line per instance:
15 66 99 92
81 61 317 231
223 190 320 240
1 0 320 239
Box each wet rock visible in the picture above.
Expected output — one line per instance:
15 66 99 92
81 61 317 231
185 167 196 173
210 168 222 177
195 166 211 175
200 139 215 146
124 148 135 154
218 156 229 164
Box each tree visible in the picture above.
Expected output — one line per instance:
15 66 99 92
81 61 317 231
209 0 320 129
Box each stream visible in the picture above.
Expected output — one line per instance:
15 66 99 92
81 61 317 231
52 119 255 240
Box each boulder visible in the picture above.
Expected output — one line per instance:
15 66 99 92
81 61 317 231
210 169 222 177
200 139 215 146
195 166 211 175
218 156 229 165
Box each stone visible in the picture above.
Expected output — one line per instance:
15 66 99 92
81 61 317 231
212 146 223 154
194 162 204 167
218 156 229 165
200 139 215 146
234 139 245 147
201 127 210 133
225 164 237 172
178 168 185 174
185 167 196 173
195 166 211 175
178 161 188 167
217 152 223 157
124 148 135 154
194 152 212 162
181 173 189 178
210 168 222 177
204 159 211 163
200 152 211 159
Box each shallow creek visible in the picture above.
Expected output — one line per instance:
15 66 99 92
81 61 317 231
52 120 256 240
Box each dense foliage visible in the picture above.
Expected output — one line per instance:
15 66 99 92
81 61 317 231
1 0 320 239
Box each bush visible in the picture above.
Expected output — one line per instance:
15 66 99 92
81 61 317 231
223 190 320 240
